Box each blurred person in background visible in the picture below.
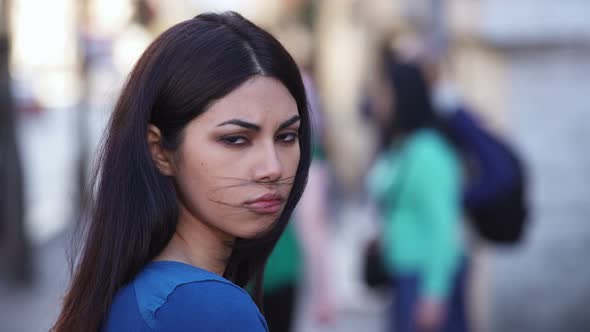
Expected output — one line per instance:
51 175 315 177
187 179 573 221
51 12 311 332
0 0 32 286
409 44 528 332
366 52 469 332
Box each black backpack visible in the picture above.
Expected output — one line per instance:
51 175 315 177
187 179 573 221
443 108 529 244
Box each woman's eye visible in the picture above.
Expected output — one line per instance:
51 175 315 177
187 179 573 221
221 136 248 145
277 132 298 144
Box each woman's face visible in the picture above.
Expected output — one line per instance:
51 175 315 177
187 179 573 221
173 76 301 240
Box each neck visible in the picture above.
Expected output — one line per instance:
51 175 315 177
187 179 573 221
155 203 234 276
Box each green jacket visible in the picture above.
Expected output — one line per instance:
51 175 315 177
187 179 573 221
367 129 463 300
263 223 301 292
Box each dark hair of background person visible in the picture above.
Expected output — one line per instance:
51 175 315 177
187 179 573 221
378 49 444 150
51 12 311 332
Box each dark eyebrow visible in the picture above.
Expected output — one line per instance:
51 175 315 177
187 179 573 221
217 115 300 132
278 115 300 131
217 119 261 131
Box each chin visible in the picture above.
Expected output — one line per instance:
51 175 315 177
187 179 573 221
236 216 277 239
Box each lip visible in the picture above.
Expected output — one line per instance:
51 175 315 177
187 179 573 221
244 192 285 214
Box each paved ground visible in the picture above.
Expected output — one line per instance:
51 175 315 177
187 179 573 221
0 234 69 332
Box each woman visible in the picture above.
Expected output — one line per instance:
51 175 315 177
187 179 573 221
51 12 311 332
367 57 469 332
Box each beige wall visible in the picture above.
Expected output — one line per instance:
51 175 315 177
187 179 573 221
315 0 375 192
448 0 510 132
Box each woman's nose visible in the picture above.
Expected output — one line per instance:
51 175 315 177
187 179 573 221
253 144 283 183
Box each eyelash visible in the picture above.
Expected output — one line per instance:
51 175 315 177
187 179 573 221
276 132 298 144
220 132 298 146
221 136 248 145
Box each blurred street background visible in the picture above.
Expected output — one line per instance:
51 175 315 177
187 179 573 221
1 0 589 331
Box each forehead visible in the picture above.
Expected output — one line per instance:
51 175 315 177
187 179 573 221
200 76 298 124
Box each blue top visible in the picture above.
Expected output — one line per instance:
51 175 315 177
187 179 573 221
102 261 269 331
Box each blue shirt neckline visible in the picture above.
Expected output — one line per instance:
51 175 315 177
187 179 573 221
134 260 236 328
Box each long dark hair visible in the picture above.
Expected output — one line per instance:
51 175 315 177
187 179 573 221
378 55 441 149
52 12 311 332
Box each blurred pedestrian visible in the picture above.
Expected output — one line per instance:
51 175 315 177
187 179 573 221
0 0 32 286
366 54 469 332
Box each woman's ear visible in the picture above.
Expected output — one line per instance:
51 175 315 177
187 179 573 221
147 125 176 176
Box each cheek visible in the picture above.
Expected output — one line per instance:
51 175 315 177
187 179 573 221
281 145 301 177
175 140 217 202
177 155 245 210
175 160 209 204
